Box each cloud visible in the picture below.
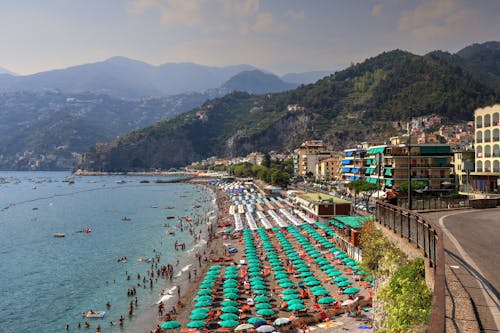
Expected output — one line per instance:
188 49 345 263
127 0 288 34
398 0 476 40
371 3 384 17
285 9 305 22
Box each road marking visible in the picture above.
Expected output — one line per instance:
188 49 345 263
438 210 500 331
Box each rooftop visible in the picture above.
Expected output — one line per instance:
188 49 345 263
298 192 351 205
330 215 374 229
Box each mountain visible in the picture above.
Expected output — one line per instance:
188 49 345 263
0 91 217 170
80 48 499 172
281 71 336 85
0 58 257 98
427 41 500 93
0 66 17 76
221 70 298 94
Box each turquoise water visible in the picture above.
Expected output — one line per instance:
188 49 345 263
0 172 213 333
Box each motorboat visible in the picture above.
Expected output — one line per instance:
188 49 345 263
121 217 131 221
53 233 65 237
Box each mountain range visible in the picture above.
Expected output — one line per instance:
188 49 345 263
80 42 500 172
0 67 17 76
0 58 334 99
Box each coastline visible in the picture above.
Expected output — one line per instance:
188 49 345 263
126 183 221 333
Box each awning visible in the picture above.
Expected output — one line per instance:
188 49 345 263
342 159 351 165
365 168 373 174
351 167 360 173
349 176 355 181
342 167 350 172
384 168 392 176
367 147 385 154
420 146 451 154
346 151 354 156
385 179 392 186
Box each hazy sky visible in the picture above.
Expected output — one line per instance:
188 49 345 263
1 0 499 75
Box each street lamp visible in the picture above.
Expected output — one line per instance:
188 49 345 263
408 120 412 210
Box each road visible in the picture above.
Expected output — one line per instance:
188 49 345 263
423 208 500 332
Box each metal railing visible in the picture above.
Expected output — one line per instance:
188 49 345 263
398 196 469 210
376 201 445 333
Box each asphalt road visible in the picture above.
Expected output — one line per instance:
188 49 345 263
423 208 500 332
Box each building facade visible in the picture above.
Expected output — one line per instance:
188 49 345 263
293 140 327 177
471 104 500 192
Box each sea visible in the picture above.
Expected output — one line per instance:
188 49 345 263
0 171 215 333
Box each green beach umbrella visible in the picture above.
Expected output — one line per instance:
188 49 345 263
279 282 294 288
194 300 212 308
351 265 360 271
310 285 326 292
286 299 304 305
327 270 342 277
257 309 275 316
254 295 270 303
161 321 181 329
186 321 207 328
221 306 239 313
288 303 306 311
189 312 208 320
255 303 272 309
297 267 310 273
221 300 239 307
223 287 240 294
219 320 240 328
306 280 320 286
283 294 299 301
337 281 353 287
333 276 348 282
303 276 318 282
199 283 214 289
343 287 360 295
281 288 298 295
197 289 212 296
274 272 288 279
336 253 347 259
318 297 336 304
299 271 313 277
191 307 210 313
195 295 212 302
223 293 240 300
220 313 239 321
247 317 266 324
254 289 269 295
313 289 330 296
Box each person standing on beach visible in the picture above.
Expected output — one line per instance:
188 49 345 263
177 285 181 298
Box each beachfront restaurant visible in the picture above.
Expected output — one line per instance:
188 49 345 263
295 193 352 222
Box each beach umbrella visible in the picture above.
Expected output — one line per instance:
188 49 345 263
310 285 326 292
194 300 212 308
191 307 210 313
186 321 207 328
337 281 353 287
343 287 360 295
199 283 214 289
318 297 336 304
351 265 361 271
288 303 306 311
249 271 262 277
223 280 239 286
223 293 240 300
299 271 313 277
279 281 294 288
197 289 212 296
271 266 284 271
336 253 347 259
254 296 270 303
209 265 221 270
255 303 272 309
297 267 310 273
303 276 319 282
313 289 330 296
277 278 292 284
286 299 304 305
219 320 240 328
195 295 212 302
306 280 320 286
235 323 254 331
256 324 276 333
254 289 269 295
248 266 261 273
247 317 266 324
316 259 329 265
250 277 265 282
223 287 240 294
221 306 239 313
281 288 298 295
221 300 239 307
161 321 181 329
257 309 275 316
189 312 208 320
327 270 342 277
333 276 348 282
283 294 299 301
251 284 267 290
274 272 288 279
220 313 239 321
320 264 334 271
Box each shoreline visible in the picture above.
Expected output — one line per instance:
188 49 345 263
126 183 221 333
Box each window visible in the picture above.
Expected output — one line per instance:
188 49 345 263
494 113 500 126
476 131 483 143
477 146 483 158
494 161 500 172
485 130 491 142
477 160 483 172
494 129 499 141
485 145 491 158
485 160 491 172
494 145 500 157
484 114 491 127
476 115 483 128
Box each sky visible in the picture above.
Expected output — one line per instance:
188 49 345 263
0 0 499 75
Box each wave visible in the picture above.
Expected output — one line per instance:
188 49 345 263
174 264 192 278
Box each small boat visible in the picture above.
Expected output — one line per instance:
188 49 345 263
53 233 65 238
151 205 158 208
117 257 128 263
140 180 150 183
166 216 176 219
166 230 175 235
116 180 126 184
137 258 153 263
85 310 106 318
121 217 131 221
76 228 92 233
192 205 201 208
165 206 175 209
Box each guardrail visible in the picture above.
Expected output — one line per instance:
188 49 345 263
375 201 445 333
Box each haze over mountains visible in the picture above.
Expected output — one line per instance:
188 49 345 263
0 57 334 98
